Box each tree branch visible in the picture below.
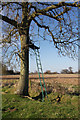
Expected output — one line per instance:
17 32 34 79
15 52 24 62
33 18 58 47
30 11 60 22
30 4 71 22
2 29 18 43
37 2 53 6
59 2 80 7
37 2 79 7
0 14 17 27
2 2 22 7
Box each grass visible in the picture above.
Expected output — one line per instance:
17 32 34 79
2 77 80 119
2 93 79 119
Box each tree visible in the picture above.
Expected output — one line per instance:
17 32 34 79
68 67 73 74
0 2 79 96
1 63 8 75
44 70 51 74
61 67 74 74
61 69 69 74
78 69 80 74
0 62 15 75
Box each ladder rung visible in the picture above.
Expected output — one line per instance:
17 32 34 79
36 59 40 61
38 68 42 72
37 61 41 65
36 52 40 56
37 63 41 66
37 54 40 56
38 67 42 70
36 55 40 58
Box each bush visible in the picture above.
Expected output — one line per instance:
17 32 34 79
44 70 51 74
52 72 58 74
61 69 69 74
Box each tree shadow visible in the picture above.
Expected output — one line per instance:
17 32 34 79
66 91 80 96
32 89 52 101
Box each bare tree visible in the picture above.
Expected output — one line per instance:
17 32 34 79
68 67 73 73
0 2 79 96
61 69 69 74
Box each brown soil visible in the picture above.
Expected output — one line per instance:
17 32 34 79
1 74 79 85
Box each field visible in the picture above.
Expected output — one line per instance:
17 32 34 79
1 74 80 119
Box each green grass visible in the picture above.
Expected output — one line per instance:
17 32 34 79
2 80 80 119
2 93 79 119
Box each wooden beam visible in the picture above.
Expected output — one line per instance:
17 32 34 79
29 41 40 50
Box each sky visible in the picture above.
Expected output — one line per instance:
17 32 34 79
29 39 78 73
1 2 79 73
29 5 78 73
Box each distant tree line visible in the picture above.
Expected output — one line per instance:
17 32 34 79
44 67 79 74
44 70 58 74
0 63 20 75
0 63 79 75
61 67 73 74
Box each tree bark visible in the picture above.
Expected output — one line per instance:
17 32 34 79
17 3 30 96
17 34 29 96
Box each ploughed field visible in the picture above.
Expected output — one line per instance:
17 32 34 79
1 74 80 96
1 74 79 85
30 74 79 85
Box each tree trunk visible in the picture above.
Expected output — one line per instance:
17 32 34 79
17 34 29 96
17 3 30 96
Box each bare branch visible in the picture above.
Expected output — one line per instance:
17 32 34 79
30 4 71 22
59 2 79 7
15 52 24 62
2 29 18 43
33 19 56 44
37 1 79 7
0 14 17 27
2 2 22 7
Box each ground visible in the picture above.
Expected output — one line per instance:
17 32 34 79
1 74 80 119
